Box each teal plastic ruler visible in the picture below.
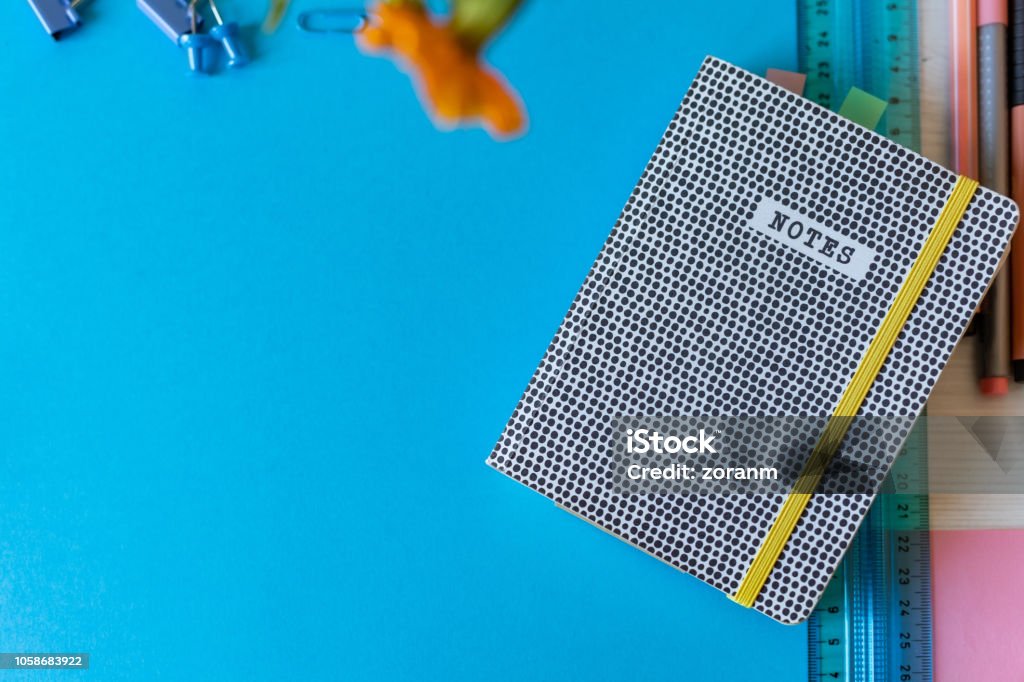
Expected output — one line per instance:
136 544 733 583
797 0 921 150
807 422 932 682
799 1 930 679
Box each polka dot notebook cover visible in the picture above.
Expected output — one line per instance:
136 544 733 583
486 57 1020 624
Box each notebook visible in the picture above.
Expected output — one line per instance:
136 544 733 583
486 56 1019 624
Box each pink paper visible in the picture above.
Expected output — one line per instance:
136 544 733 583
932 530 1024 680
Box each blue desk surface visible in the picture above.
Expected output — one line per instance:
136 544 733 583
1 2 799 679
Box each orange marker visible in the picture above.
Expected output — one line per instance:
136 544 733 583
952 0 980 179
1010 0 1024 381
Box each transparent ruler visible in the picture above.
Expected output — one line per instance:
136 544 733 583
807 421 932 682
798 0 921 149
799 2 931 678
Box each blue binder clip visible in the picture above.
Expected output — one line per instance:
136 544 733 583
208 0 248 68
27 0 81 39
137 0 202 41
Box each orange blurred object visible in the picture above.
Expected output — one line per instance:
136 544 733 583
357 2 526 139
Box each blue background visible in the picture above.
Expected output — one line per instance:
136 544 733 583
0 1 799 679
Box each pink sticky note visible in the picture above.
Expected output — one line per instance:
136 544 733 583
932 530 1024 680
765 68 807 95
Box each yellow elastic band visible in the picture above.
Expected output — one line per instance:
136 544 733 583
731 175 979 608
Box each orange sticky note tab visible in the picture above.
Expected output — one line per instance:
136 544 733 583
766 68 807 95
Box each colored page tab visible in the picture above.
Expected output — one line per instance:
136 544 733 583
838 87 887 130
766 68 807 95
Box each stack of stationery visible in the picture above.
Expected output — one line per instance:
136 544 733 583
955 0 1024 393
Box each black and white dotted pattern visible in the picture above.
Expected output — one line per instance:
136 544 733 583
487 57 1019 624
